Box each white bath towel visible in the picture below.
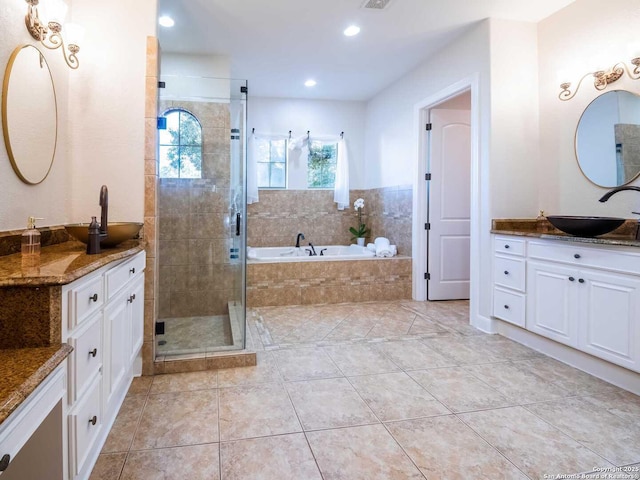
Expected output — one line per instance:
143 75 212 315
390 245 397 256
366 243 376 252
374 237 390 248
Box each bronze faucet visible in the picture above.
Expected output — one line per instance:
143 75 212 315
599 186 640 240
99 185 108 237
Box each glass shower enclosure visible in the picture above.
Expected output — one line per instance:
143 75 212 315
155 75 247 357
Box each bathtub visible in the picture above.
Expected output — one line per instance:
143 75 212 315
247 244 375 262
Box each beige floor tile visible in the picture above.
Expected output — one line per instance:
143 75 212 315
459 406 613 478
525 397 640 466
150 370 218 394
271 347 342 381
306 424 424 480
286 378 378 430
376 339 456 370
464 361 571 403
121 444 219 480
217 351 281 386
102 395 146 453
323 318 377 341
220 433 322 480
131 390 219 450
348 372 450 421
581 391 640 423
514 358 622 396
323 344 400 376
409 367 513 413
386 415 527 480
422 336 503 365
89 453 126 480
126 376 153 396
465 335 542 361
407 316 451 335
366 317 414 338
218 383 301 441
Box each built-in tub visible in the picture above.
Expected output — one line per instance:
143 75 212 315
247 244 412 307
248 244 375 262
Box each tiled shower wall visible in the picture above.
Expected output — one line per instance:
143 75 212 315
157 100 240 319
247 185 413 256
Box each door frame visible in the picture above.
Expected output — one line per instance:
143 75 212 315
412 75 480 306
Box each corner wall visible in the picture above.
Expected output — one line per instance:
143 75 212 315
538 0 640 216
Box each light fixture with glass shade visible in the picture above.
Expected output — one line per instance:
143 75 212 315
23 0 84 69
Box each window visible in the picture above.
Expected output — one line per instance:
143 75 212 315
307 141 337 188
159 109 202 178
256 138 287 188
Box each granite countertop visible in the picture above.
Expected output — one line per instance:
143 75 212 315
492 219 640 248
0 240 145 288
0 344 73 425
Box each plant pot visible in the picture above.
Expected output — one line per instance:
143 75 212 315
356 237 365 246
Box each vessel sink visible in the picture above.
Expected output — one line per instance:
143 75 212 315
65 222 143 248
546 216 625 237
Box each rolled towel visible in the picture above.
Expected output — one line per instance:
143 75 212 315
374 237 390 248
366 243 376 252
390 245 397 256
376 246 392 258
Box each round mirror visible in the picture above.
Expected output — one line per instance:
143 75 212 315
575 90 640 188
2 45 58 185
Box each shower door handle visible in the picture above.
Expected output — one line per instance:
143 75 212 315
236 212 241 236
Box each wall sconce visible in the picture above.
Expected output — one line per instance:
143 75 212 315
558 57 640 101
24 0 84 69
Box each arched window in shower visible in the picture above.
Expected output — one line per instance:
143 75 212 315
159 108 203 178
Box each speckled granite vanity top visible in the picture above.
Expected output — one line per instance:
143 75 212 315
0 240 145 287
492 219 640 247
0 344 72 424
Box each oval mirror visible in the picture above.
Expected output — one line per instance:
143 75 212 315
575 90 640 188
2 45 58 185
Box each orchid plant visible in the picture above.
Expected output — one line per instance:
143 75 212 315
349 198 370 240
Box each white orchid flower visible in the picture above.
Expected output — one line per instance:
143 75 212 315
354 198 365 209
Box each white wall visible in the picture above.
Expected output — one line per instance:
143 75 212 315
248 96 367 189
68 0 157 224
0 0 71 230
538 0 640 216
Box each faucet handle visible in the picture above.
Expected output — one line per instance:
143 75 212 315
632 212 640 216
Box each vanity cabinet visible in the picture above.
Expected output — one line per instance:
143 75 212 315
493 236 640 373
62 250 145 480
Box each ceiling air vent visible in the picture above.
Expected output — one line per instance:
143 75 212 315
361 0 394 10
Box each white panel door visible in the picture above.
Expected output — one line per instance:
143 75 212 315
578 270 640 372
428 108 471 300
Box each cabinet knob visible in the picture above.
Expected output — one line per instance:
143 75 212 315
504 270 509 275
578 278 585 284
89 416 97 426
0 454 10 472
569 277 575 282
89 293 98 302
504 305 510 309
574 253 581 259
129 267 136 274
89 348 97 358
504 244 510 249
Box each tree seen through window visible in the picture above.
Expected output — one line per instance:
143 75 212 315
159 109 203 178
307 141 337 188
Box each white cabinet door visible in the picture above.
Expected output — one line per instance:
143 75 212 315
578 270 640 372
103 290 129 412
128 275 145 365
526 260 578 348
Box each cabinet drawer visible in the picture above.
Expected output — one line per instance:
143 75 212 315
105 252 146 301
494 236 525 256
70 274 104 328
493 287 525 327
494 255 525 292
68 312 102 404
529 240 640 276
69 376 102 478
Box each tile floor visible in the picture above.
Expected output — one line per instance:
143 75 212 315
90 300 640 480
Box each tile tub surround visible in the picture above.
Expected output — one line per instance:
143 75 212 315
91 300 640 480
247 256 412 307
247 185 413 256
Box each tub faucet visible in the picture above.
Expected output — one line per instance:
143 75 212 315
295 233 305 248
306 242 317 256
599 186 640 240
99 185 108 237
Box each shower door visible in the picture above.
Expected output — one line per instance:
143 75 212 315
156 76 248 357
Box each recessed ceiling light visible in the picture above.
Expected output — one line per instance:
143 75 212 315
344 25 361 37
304 79 317 87
159 16 175 28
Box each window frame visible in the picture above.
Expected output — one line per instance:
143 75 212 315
159 108 203 179
307 140 338 189
256 137 288 190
